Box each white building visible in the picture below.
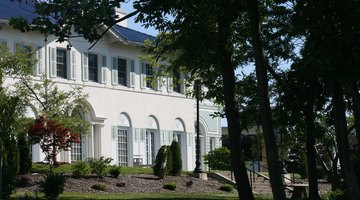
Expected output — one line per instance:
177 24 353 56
0 1 221 171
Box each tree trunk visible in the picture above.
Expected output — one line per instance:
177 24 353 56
218 3 254 200
331 81 360 200
303 104 321 200
349 81 360 144
246 0 286 199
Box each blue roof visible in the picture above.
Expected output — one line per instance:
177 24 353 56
0 0 156 44
0 0 37 23
113 24 156 44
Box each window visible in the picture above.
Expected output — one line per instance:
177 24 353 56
146 131 155 165
88 53 98 82
56 49 67 78
210 137 216 151
145 63 153 88
50 47 76 79
71 136 82 162
117 128 128 166
117 58 127 86
173 70 181 93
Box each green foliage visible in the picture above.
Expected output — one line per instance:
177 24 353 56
116 182 126 187
163 182 177 191
87 156 113 177
71 160 91 178
204 147 231 171
219 184 234 192
40 172 66 200
323 189 347 200
2 165 18 199
153 145 168 179
169 141 182 175
109 165 121 178
91 183 107 191
17 132 32 175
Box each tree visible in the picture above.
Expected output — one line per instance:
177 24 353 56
0 43 33 199
204 147 231 171
12 73 91 167
169 141 182 176
27 115 80 166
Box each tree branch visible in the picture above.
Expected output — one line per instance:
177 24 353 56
22 80 46 110
88 9 140 50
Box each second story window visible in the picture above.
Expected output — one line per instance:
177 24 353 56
88 53 98 82
173 70 181 93
145 63 153 88
56 49 67 79
117 58 127 86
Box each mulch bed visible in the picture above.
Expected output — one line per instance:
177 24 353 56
15 174 234 194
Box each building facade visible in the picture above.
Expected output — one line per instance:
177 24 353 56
0 1 221 171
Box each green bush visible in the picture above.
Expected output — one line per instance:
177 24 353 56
169 141 182 175
71 160 91 178
163 182 176 190
2 165 17 199
87 156 113 177
109 165 121 178
204 147 231 170
91 183 107 191
323 189 347 200
116 182 126 187
153 145 169 179
219 184 234 192
18 132 32 175
40 172 66 200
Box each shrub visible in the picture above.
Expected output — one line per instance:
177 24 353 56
186 180 193 187
116 182 126 187
169 141 182 175
204 147 231 171
18 132 32 175
71 160 91 178
163 182 176 190
87 156 113 177
109 165 121 178
219 184 234 192
153 145 169 179
40 172 66 200
2 165 17 199
323 189 347 200
91 183 107 191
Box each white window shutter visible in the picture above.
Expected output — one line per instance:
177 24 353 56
157 77 162 91
167 77 173 93
130 72 135 88
111 57 118 85
101 55 107 83
111 126 117 140
49 47 57 78
82 52 89 81
129 60 135 88
34 47 43 76
68 51 77 80
81 135 87 160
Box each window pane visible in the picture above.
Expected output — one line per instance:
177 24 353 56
145 64 153 88
118 128 128 166
71 136 82 162
57 49 67 78
88 54 98 82
117 58 127 86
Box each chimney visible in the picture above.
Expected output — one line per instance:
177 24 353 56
115 7 128 28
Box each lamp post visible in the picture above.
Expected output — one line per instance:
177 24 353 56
194 80 202 173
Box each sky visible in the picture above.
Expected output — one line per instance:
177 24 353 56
120 1 230 127
120 1 158 36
